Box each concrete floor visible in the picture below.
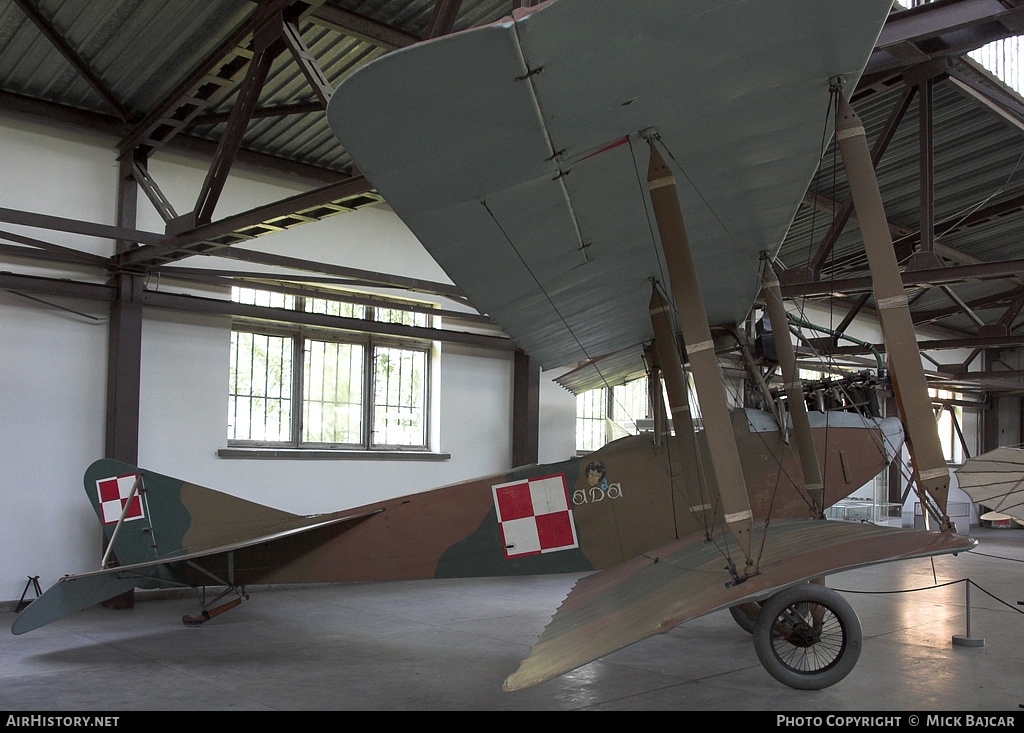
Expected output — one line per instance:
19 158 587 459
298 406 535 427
1 527 1021 711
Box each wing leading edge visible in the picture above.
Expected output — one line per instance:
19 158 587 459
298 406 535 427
327 0 894 384
503 519 976 691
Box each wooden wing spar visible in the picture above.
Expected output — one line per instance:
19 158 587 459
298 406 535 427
326 0 896 386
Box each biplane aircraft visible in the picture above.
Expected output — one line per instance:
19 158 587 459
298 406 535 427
13 0 979 693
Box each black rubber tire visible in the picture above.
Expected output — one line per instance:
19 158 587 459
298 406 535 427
753 584 862 690
729 602 761 634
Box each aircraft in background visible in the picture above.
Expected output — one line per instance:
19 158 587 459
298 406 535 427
12 0 978 693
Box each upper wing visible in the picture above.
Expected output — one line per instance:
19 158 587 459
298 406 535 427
955 447 1024 523
503 518 976 691
327 0 893 384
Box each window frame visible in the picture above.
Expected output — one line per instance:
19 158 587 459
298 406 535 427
226 287 436 454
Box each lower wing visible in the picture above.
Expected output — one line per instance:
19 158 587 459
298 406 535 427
504 518 975 691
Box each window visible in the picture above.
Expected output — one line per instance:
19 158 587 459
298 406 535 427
576 377 652 452
228 287 433 451
930 388 967 465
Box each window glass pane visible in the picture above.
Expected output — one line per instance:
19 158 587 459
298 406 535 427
576 387 607 452
228 331 293 441
303 339 364 444
305 297 365 319
929 388 964 464
372 346 427 446
611 379 649 436
374 306 428 327
231 286 295 310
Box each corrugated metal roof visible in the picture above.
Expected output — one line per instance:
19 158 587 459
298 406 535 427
777 54 1024 341
3 0 1024 347
0 0 513 171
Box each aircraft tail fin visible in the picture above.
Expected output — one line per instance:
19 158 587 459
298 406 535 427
84 459 300 567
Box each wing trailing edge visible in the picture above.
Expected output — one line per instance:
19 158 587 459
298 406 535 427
503 519 975 691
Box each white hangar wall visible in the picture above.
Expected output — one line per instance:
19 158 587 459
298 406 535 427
0 114 577 601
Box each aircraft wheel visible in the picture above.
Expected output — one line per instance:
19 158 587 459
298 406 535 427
752 584 862 690
729 602 762 634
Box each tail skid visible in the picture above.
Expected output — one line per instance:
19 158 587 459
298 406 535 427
182 592 250 627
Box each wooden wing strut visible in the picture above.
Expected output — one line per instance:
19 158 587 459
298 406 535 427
646 140 756 574
835 95 951 530
761 260 825 515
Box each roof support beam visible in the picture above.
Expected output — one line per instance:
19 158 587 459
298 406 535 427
0 206 170 247
940 284 988 327
908 76 945 270
798 84 916 281
130 153 178 224
282 13 334 106
782 257 1024 298
423 0 462 40
0 228 108 267
0 269 492 349
141 289 510 351
948 65 1024 131
915 284 1024 324
829 332 1024 355
0 271 114 301
118 0 294 156
307 2 418 50
192 17 286 227
117 175 380 268
12 0 130 121
862 0 1024 91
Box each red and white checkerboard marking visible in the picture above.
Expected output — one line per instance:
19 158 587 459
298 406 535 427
96 474 144 525
492 474 577 558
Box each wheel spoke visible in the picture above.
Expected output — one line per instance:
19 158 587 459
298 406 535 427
769 602 845 672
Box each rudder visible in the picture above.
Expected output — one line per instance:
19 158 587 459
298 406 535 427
84 459 298 567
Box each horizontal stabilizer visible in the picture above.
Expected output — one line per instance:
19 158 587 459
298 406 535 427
11 568 161 636
504 519 975 691
11 509 379 635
